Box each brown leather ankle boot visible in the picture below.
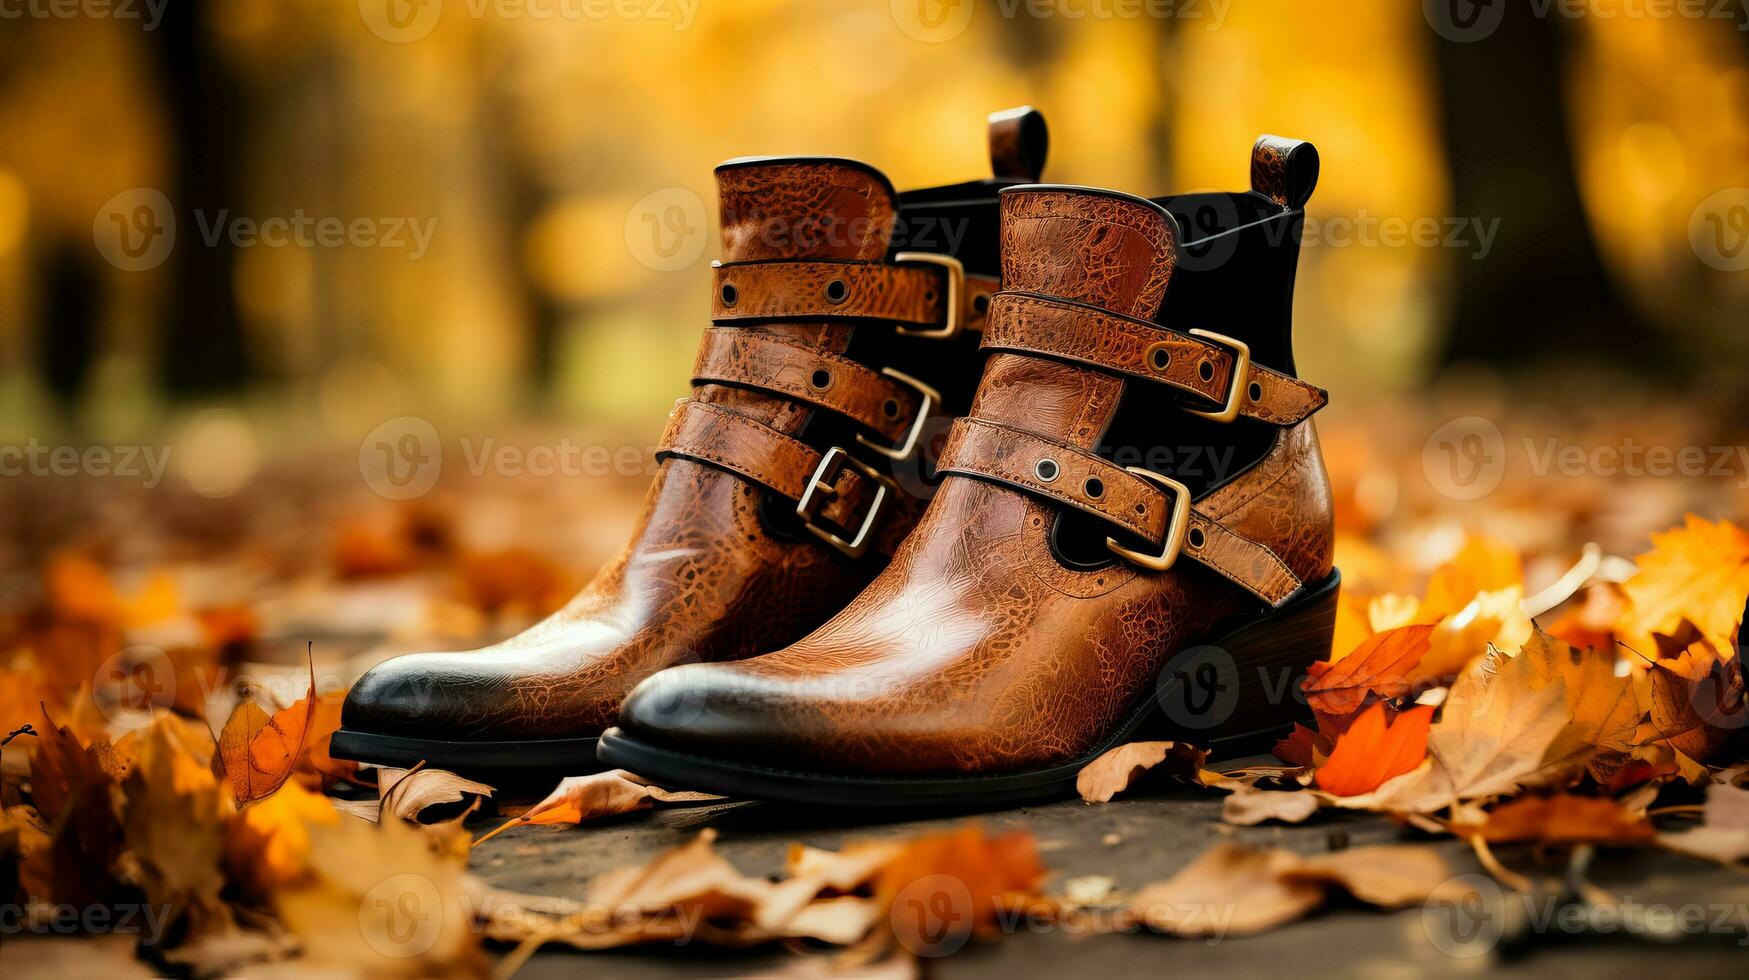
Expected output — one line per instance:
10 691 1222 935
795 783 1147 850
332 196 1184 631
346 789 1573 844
333 109 1052 778
601 136 1340 808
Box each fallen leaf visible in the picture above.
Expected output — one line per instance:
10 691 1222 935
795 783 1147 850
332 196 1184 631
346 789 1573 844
1076 741 1209 803
474 769 720 842
1303 623 1438 718
1620 515 1749 658
1335 642 1576 814
1467 794 1654 845
362 767 496 824
1130 844 1323 937
874 825 1045 955
1221 787 1321 826
212 654 316 806
1281 844 1457 907
1316 703 1434 797
1130 842 1457 938
1642 622 1745 764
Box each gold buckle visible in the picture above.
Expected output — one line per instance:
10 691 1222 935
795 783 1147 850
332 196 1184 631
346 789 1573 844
1105 467 1192 571
1185 328 1251 423
795 446 897 559
892 252 964 340
854 367 940 462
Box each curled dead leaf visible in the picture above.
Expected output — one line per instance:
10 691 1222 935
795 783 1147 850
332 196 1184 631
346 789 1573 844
1075 741 1208 803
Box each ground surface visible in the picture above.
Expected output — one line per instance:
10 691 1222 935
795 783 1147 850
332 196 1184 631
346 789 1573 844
468 776 1749 979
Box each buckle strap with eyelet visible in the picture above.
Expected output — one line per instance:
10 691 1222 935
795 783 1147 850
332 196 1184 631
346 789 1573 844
980 292 1327 425
710 257 998 336
933 416 1304 605
691 330 930 448
656 399 899 557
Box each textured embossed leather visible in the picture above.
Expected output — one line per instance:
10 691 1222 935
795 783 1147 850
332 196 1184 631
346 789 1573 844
616 177 1337 778
339 146 1019 751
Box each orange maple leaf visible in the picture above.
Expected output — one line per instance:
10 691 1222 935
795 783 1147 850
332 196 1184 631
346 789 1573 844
1302 623 1438 718
1620 515 1749 658
1315 703 1434 797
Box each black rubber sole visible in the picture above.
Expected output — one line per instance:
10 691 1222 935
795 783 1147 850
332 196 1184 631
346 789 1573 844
596 570 1340 809
328 728 604 779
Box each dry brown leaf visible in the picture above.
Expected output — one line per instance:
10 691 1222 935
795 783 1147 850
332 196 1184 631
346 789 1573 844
212 654 316 806
1221 787 1322 826
1130 844 1322 937
1302 623 1437 718
1281 844 1457 908
274 811 488 977
474 769 721 843
341 766 496 825
1131 841 1456 938
1075 741 1209 803
1334 642 1577 814
1619 515 1749 657
1315 703 1433 797
121 717 239 953
29 707 126 905
1466 794 1654 845
1641 622 1746 764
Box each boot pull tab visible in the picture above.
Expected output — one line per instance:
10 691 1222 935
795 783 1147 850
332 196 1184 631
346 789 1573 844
988 106 1049 182
1250 135 1319 210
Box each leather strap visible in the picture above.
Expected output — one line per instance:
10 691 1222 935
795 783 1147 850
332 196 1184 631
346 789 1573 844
656 400 900 557
935 417 1304 605
981 292 1327 426
713 260 999 332
691 330 920 444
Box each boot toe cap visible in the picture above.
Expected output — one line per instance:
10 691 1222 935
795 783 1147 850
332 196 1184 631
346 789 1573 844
343 651 530 739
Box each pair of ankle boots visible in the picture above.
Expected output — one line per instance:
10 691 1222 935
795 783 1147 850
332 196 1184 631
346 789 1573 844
332 108 1340 808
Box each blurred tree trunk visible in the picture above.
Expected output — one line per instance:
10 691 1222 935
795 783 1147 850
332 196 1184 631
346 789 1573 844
1428 5 1680 377
151 1 251 395
36 241 100 418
